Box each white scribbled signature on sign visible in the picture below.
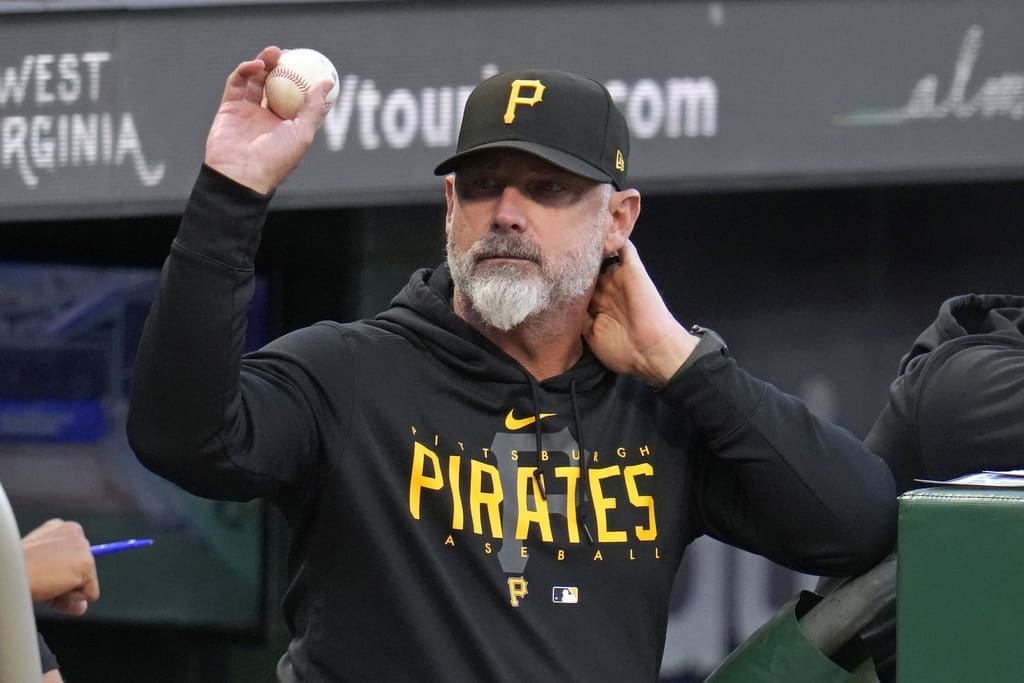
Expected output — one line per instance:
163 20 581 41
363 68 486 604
836 25 1024 126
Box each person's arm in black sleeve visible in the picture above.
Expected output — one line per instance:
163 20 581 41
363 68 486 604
583 240 896 577
38 632 59 677
662 350 897 576
127 166 315 500
127 47 336 501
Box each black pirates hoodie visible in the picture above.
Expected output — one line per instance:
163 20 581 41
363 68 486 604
128 166 896 682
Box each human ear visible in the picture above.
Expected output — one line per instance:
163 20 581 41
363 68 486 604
444 175 456 234
603 189 640 255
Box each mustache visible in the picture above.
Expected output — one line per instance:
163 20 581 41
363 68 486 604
467 233 542 264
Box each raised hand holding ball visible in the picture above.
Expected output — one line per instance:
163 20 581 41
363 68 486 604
264 48 340 119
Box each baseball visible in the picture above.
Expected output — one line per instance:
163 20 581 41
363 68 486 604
264 48 340 119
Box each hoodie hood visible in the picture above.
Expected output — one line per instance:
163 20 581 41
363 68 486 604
374 264 608 392
898 293 1024 376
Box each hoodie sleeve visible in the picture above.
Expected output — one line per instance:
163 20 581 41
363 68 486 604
127 166 321 502
659 351 897 577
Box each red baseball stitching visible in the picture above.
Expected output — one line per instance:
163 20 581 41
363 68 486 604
270 67 309 92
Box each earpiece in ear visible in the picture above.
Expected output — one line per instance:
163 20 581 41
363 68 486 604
600 253 621 273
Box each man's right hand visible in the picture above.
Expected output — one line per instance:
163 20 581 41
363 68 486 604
204 46 334 195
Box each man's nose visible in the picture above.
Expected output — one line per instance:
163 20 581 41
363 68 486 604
491 185 529 233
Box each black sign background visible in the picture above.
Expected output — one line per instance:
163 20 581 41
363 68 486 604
0 1 1021 220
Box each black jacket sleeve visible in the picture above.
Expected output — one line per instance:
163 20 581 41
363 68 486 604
127 166 319 502
38 632 58 673
660 349 897 577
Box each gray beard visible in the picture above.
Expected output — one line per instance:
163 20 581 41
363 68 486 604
447 229 604 332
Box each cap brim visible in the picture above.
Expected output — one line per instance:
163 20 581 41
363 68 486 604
434 141 614 186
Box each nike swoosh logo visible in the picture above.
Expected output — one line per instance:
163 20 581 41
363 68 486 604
504 409 556 431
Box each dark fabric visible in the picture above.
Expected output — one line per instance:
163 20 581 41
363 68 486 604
868 293 1024 493
127 165 896 682
38 631 59 673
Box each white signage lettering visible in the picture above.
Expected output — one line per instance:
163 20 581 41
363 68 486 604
0 51 165 188
323 65 719 153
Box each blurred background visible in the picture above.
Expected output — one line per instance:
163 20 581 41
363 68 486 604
0 1 1021 680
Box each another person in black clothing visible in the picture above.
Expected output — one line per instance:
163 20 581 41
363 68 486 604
836 293 1024 682
127 46 896 682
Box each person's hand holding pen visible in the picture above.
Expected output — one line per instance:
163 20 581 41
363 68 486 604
21 519 100 616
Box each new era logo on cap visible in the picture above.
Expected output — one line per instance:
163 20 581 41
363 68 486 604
434 69 630 189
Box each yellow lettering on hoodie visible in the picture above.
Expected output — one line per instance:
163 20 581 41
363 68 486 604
469 459 503 537
590 466 628 542
448 455 464 530
409 442 443 519
508 576 529 606
624 463 657 541
554 466 582 543
516 467 554 542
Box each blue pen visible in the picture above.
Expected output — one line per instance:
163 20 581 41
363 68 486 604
90 538 154 557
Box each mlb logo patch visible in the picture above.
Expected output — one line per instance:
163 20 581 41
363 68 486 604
552 586 579 604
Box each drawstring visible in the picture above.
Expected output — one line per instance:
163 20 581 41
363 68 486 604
524 374 593 544
528 381 547 500
569 379 594 545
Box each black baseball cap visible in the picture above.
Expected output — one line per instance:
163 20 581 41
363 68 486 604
434 69 630 189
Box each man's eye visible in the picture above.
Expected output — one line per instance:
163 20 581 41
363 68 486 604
528 181 575 203
457 176 501 199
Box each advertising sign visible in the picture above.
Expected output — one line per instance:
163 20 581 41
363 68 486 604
1 2 1021 220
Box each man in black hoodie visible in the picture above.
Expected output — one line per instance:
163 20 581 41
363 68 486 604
127 46 896 681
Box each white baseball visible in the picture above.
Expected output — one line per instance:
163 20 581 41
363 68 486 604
264 48 340 119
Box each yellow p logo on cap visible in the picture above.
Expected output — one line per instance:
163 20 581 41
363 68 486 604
504 79 546 124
